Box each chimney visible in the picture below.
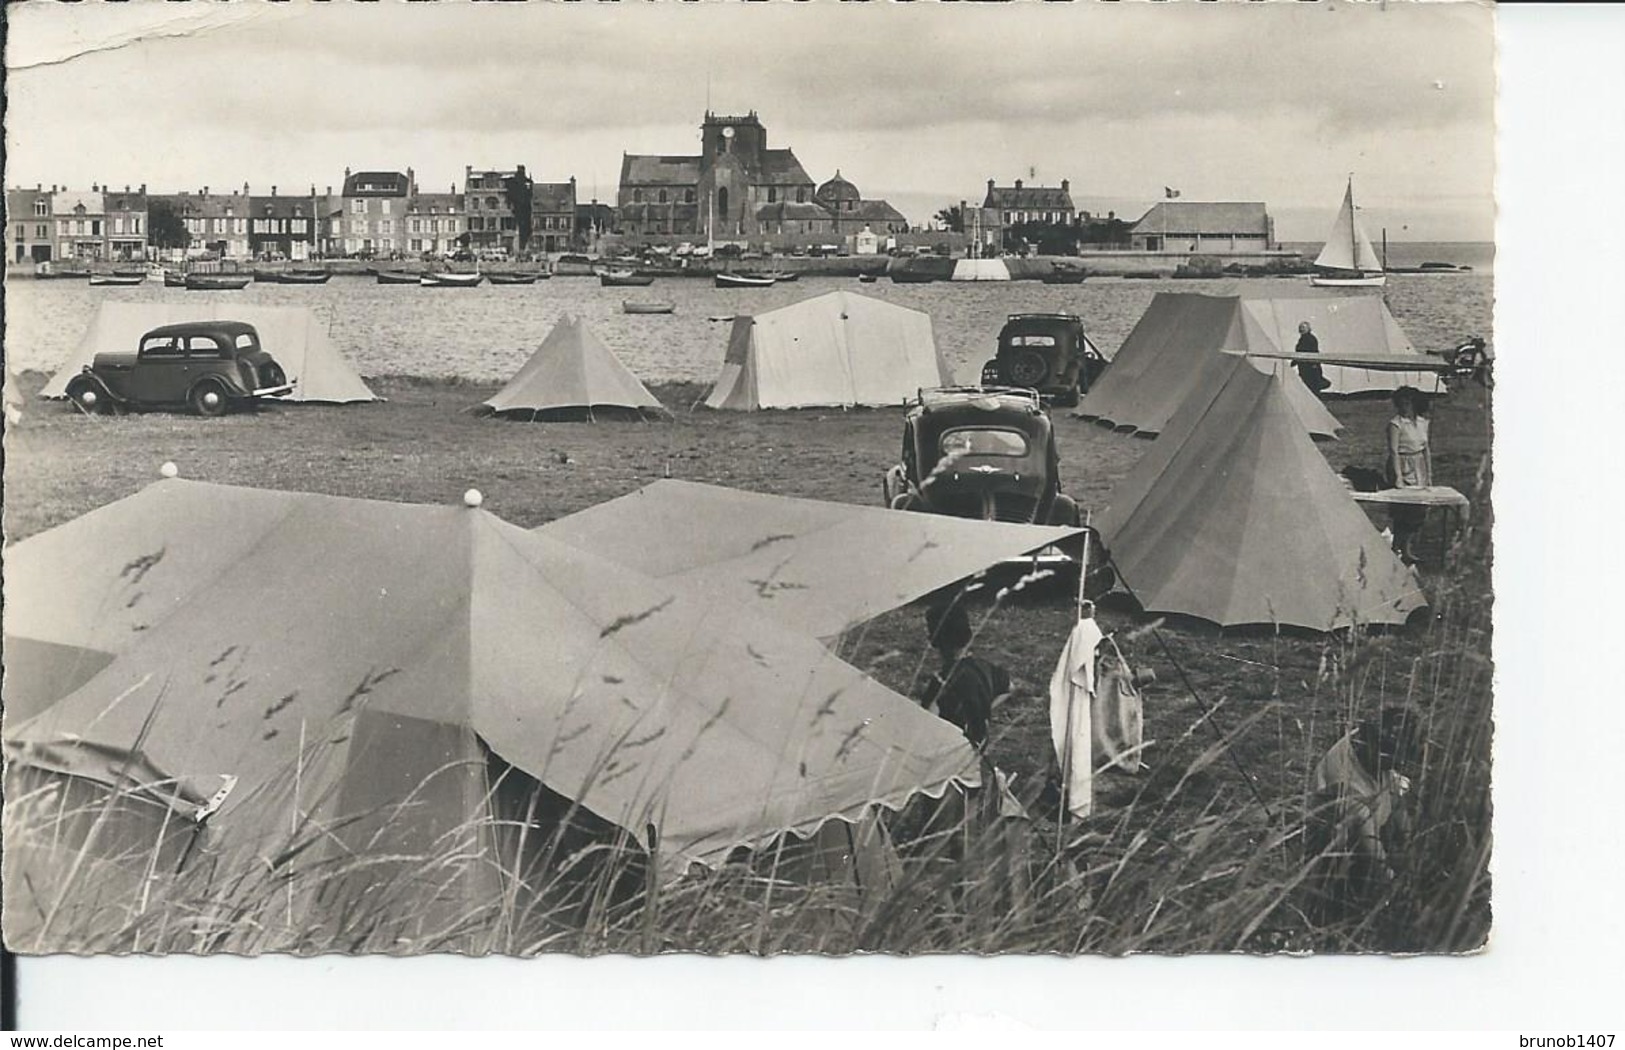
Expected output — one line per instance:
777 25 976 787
140 183 146 194
92 183 99 192
1061 179 1070 193
243 182 250 196
204 186 210 196
271 185 278 197
1015 179 1023 190
987 178 994 196
326 186 332 197
125 184 130 193
345 167 351 179
407 167 415 195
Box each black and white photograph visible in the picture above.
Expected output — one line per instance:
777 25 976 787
3 0 1503 969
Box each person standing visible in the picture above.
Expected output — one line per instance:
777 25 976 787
1295 320 1330 394
1385 385 1434 561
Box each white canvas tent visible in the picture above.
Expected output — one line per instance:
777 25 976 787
705 291 949 410
41 303 378 403
479 315 666 419
1234 294 1440 396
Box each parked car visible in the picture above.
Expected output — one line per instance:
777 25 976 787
882 387 1113 591
979 313 1108 408
63 321 294 417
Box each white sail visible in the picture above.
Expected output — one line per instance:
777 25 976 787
1314 180 1384 274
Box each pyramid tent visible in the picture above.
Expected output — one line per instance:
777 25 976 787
40 303 378 403
3 480 978 947
479 315 666 419
1077 292 1342 438
1097 364 1425 630
537 479 1084 641
705 291 949 410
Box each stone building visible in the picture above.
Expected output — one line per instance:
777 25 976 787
340 169 414 257
52 189 109 261
7 186 56 264
465 166 523 255
150 185 254 259
530 178 578 253
404 187 465 258
104 186 149 261
1128 201 1275 253
813 171 909 236
980 178 1077 252
248 186 319 261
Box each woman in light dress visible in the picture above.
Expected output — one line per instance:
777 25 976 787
1385 386 1434 562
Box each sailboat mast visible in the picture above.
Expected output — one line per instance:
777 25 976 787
1348 176 1358 272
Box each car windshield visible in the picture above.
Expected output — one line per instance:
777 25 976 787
941 428 1029 458
1007 334 1058 347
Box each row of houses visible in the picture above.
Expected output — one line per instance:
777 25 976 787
6 168 602 266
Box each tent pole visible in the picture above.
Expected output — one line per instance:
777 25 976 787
1057 511 1093 857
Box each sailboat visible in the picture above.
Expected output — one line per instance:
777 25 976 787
1310 177 1387 288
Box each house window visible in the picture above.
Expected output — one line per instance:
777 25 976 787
796 188 806 203
36 224 48 238
658 189 668 204
352 199 365 214
411 219 421 234
768 187 777 204
487 197 499 210
633 189 643 204
685 188 695 204
33 200 47 216
91 220 102 236
381 201 392 215
134 217 142 233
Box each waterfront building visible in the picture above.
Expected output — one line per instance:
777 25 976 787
341 168 414 257
52 189 108 261
1128 201 1275 253
248 186 319 261
6 186 56 265
981 178 1078 252
530 177 578 254
464 166 523 256
104 185 149 261
813 171 909 237
405 187 465 257
618 111 819 241
151 185 254 260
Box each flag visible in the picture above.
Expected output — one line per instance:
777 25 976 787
1165 187 1182 199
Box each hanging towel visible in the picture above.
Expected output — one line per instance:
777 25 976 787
1093 639 1146 774
1048 617 1103 819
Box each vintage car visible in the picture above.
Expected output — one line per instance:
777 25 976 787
63 320 294 417
883 387 1113 590
979 312 1109 407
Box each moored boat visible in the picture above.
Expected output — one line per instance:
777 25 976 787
1041 267 1088 285
162 270 187 288
420 271 483 287
623 300 676 315
375 269 419 285
599 268 655 287
89 273 146 286
764 271 799 282
276 270 332 284
487 272 542 285
184 273 252 290
858 273 879 283
715 272 775 289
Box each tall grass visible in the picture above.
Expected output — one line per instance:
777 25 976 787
3 471 1492 956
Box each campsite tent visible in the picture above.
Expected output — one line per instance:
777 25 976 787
704 291 949 410
4 360 23 424
479 315 666 419
2 480 977 948
1077 293 1342 438
40 303 378 403
1097 362 1425 631
1077 291 1439 435
536 479 1084 641
951 259 1011 282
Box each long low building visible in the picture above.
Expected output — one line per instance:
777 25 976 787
1129 201 1274 253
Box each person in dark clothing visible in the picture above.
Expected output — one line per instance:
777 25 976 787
1294 321 1330 394
920 598 1011 752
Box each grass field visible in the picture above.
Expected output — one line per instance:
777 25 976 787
1 370 1494 954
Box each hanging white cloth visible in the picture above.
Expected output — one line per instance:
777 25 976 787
1049 617 1104 819
1093 639 1146 774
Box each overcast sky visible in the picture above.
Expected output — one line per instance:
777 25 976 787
4 0 1495 241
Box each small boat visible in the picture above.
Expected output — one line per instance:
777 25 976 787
715 272 775 289
487 272 542 285
420 271 484 287
275 270 331 285
764 271 799 282
1041 268 1088 285
89 273 146 286
599 268 655 287
857 273 879 283
184 274 252 290
888 270 939 284
163 270 187 288
252 270 281 283
1310 177 1387 288
623 300 676 315
375 269 419 285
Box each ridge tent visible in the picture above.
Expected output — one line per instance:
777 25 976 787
1097 363 1424 631
2 480 978 948
704 290 949 410
1232 293 1442 396
478 315 667 420
40 303 378 403
1077 292 1342 438
536 479 1084 641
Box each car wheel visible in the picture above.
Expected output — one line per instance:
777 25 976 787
1008 351 1049 387
188 379 232 417
65 375 112 415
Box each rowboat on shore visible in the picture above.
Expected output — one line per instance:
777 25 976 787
715 272 775 289
487 272 543 285
1041 268 1088 285
421 272 484 288
623 300 676 315
277 270 332 285
89 273 146 286
375 270 419 285
185 274 252 291
162 270 187 288
599 269 655 287
763 271 799 282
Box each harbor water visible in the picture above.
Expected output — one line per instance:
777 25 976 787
4 250 1492 387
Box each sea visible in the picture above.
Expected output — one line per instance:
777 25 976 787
2 243 1493 387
